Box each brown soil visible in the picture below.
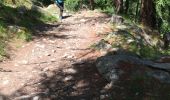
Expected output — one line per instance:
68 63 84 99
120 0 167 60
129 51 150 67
0 10 112 100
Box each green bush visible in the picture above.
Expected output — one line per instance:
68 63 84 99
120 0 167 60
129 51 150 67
94 0 113 10
156 0 170 34
65 0 114 12
0 41 5 60
65 0 81 11
31 0 53 7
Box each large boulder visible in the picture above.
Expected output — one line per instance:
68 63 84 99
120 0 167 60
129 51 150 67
96 54 170 84
111 15 124 25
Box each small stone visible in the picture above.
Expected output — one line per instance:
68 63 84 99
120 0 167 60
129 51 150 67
40 73 47 78
50 95 56 99
63 76 73 82
43 38 47 41
20 60 28 64
50 84 56 88
49 40 55 43
46 72 54 77
50 58 56 62
0 96 3 100
80 19 86 22
100 95 105 99
3 80 9 85
63 68 77 74
43 67 49 72
100 90 106 94
14 64 19 66
36 44 45 48
33 96 40 100
46 54 51 56
52 50 56 53
14 92 21 97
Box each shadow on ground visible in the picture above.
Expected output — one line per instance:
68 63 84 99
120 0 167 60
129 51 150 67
10 58 108 100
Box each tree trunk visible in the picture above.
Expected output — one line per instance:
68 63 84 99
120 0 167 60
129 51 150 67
140 0 156 28
114 0 123 14
125 0 129 14
12 0 16 4
89 0 94 10
135 0 140 22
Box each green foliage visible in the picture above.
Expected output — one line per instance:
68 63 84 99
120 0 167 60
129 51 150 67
0 41 5 60
65 0 114 12
0 20 7 60
16 29 32 41
0 21 8 39
139 46 160 59
156 0 170 34
94 0 113 10
0 2 57 59
65 0 80 11
100 6 115 15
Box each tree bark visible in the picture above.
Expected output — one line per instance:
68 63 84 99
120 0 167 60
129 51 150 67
125 0 129 14
140 0 156 28
12 0 16 4
114 0 123 14
89 0 94 10
135 0 140 22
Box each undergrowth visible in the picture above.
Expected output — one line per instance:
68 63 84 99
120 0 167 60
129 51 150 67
0 3 57 60
92 22 170 59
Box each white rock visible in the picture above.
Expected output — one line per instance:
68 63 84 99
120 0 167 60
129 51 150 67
3 80 9 85
19 60 28 64
50 58 56 62
14 64 19 66
33 96 40 100
63 76 73 81
43 67 49 72
80 19 86 22
63 68 77 74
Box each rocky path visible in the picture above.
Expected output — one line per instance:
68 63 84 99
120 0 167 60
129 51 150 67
0 11 112 100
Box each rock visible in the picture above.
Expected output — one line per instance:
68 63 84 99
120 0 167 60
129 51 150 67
63 76 73 82
3 80 9 85
111 15 124 25
93 39 112 51
43 67 49 72
17 5 27 15
33 96 40 100
31 5 44 12
163 32 170 49
155 56 170 63
63 68 77 74
146 70 170 83
96 55 170 84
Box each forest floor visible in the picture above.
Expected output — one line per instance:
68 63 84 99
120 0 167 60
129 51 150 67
0 10 113 99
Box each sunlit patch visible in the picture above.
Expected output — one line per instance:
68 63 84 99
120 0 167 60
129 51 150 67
75 80 89 88
62 68 77 74
63 75 74 82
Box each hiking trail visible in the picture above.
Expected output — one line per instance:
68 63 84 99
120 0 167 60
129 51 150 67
0 10 112 99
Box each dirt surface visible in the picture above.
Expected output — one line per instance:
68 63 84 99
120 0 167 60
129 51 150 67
0 10 112 99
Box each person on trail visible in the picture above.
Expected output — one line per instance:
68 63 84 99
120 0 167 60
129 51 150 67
55 0 64 20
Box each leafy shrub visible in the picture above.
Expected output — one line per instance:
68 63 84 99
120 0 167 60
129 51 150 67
94 0 113 10
65 0 114 12
0 41 5 60
31 0 53 7
65 0 81 11
16 30 32 41
156 0 170 34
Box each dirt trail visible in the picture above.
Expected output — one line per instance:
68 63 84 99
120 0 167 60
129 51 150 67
0 11 112 99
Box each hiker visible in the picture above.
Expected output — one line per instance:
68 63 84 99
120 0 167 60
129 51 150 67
55 0 64 20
